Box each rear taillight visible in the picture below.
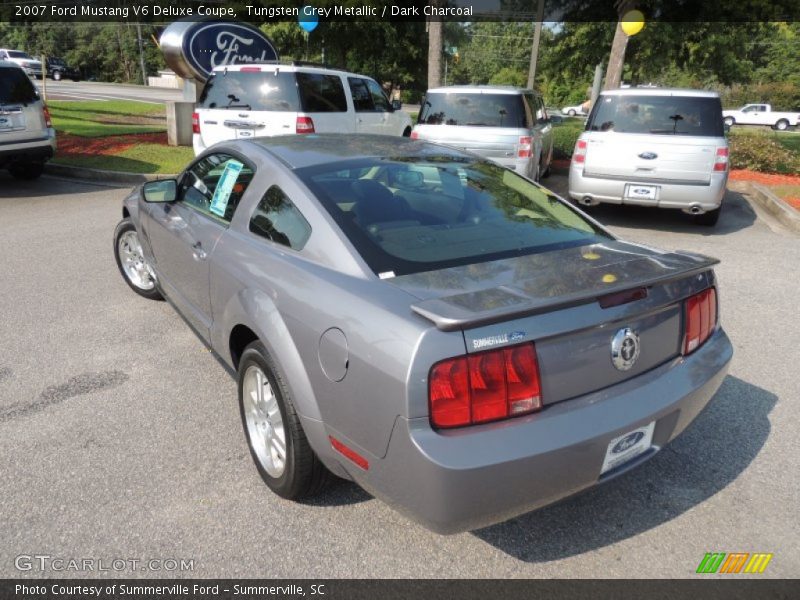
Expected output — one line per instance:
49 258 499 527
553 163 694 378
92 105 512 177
713 147 728 172
683 287 717 355
410 130 419 140
429 342 542 429
572 139 587 164
296 116 315 134
42 105 52 128
191 111 200 135
518 135 532 158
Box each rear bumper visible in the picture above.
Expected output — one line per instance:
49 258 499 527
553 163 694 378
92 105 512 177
357 328 732 534
0 132 56 167
569 165 728 212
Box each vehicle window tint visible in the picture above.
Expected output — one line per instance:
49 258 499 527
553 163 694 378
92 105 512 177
197 71 300 111
0 67 39 103
296 73 347 112
249 186 311 250
348 78 374 112
178 153 254 223
418 93 528 128
586 95 724 136
298 157 609 277
365 79 391 112
7 51 32 59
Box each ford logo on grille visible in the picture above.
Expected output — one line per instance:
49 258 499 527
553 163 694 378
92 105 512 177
612 431 645 454
638 151 658 160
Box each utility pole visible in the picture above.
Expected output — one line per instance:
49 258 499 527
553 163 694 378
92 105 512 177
526 0 545 89
136 23 147 86
603 22 628 90
427 1 443 88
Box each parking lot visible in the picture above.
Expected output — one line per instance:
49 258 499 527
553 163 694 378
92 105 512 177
1 173 798 578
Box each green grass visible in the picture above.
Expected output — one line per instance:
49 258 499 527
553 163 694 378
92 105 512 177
53 144 193 174
49 100 166 137
729 127 800 151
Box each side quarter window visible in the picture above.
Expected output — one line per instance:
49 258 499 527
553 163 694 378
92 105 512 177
249 185 312 250
178 153 254 223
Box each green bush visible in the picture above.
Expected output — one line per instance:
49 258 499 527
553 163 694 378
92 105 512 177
552 123 583 159
729 132 800 174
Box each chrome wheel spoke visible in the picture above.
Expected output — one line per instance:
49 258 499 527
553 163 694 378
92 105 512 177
242 364 287 478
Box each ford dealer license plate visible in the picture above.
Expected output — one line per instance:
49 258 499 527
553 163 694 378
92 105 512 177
625 184 657 200
601 421 655 475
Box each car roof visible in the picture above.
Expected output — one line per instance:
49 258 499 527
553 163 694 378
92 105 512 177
246 134 469 170
209 62 372 80
426 85 534 95
600 88 720 98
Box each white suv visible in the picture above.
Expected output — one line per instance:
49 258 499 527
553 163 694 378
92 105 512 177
0 60 56 179
193 63 412 155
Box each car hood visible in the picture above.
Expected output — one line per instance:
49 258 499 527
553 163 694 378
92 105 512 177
387 240 718 331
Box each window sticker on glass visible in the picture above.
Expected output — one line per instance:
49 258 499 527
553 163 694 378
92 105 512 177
209 160 244 217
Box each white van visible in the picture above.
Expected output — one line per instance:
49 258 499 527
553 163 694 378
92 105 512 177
193 63 412 155
0 60 56 179
569 88 728 226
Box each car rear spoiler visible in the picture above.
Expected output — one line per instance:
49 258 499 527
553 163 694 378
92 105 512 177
410 256 719 332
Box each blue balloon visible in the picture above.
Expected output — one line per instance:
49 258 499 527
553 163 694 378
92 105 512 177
298 7 319 32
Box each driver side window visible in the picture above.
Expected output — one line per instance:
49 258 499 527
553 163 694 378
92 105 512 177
178 153 253 223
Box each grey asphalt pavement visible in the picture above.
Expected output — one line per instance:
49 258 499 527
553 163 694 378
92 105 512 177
0 173 798 578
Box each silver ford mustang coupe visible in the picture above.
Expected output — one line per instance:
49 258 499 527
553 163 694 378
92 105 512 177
114 135 732 534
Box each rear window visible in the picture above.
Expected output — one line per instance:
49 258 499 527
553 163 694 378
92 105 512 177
0 67 38 104
418 93 529 128
297 157 609 277
7 51 32 59
587 94 724 137
296 73 347 112
197 71 300 111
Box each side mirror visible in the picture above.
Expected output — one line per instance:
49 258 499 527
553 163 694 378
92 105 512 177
142 179 177 203
391 99 402 111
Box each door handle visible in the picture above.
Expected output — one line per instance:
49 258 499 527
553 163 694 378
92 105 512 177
192 241 207 261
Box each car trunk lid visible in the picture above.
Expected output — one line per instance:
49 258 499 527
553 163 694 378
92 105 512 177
389 240 717 405
413 124 524 160
581 132 720 184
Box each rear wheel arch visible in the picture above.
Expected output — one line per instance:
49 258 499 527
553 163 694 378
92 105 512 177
402 126 412 137
229 324 259 371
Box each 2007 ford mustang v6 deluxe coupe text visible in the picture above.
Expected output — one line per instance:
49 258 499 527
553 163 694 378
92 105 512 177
113 135 732 533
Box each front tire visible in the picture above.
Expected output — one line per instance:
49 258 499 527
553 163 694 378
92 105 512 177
568 109 576 117
238 341 331 499
53 70 62 81
9 162 44 180
113 218 163 300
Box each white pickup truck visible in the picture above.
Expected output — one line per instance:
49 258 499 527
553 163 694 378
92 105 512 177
722 104 800 131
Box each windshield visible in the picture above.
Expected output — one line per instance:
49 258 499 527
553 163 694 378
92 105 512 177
0 67 39 103
298 157 610 277
418 92 529 128
587 94 724 136
7 51 33 60
198 71 300 111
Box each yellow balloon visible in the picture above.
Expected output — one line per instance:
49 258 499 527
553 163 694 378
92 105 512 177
621 10 645 36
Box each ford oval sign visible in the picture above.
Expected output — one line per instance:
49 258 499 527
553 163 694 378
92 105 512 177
161 20 279 83
638 151 658 160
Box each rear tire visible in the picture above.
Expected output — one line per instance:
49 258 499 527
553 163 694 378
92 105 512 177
53 70 62 81
8 162 44 180
238 341 332 499
694 205 721 227
775 119 789 131
402 127 412 137
568 109 576 116
723 116 735 127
